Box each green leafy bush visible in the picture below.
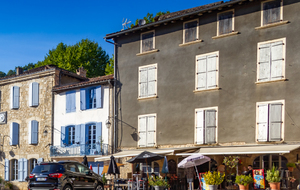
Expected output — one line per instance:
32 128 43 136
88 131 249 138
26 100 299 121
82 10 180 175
286 163 296 168
102 173 107 185
203 171 225 185
266 166 280 183
235 175 253 186
148 176 169 187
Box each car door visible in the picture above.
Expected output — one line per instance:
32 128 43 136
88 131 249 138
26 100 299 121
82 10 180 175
76 164 94 189
65 163 80 189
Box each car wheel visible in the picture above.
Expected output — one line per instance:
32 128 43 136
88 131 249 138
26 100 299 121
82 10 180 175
63 185 72 190
95 184 103 190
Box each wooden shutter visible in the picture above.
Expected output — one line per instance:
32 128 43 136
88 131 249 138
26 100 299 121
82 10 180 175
28 121 31 145
147 116 156 147
271 41 284 80
29 82 39 107
142 32 154 52
205 110 217 144
263 0 281 25
96 86 102 108
195 110 204 144
139 117 147 147
139 68 148 97
80 89 86 110
71 91 76 112
269 103 282 141
80 124 86 155
147 66 156 96
96 122 102 153
37 158 44 164
196 56 207 90
258 43 271 81
185 21 197 43
207 54 218 88
18 158 27 181
66 92 71 113
219 11 233 35
61 126 66 147
10 122 19 145
5 159 9 181
257 104 268 141
30 120 38 144
11 86 20 109
75 125 81 144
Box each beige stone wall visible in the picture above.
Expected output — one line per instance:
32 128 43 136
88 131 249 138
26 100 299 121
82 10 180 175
0 74 55 190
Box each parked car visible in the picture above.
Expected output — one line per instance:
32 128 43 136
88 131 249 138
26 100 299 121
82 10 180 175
28 161 103 190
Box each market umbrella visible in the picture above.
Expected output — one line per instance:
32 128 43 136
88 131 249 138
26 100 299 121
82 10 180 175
178 153 211 188
161 156 169 174
102 163 125 175
107 156 120 175
126 151 164 163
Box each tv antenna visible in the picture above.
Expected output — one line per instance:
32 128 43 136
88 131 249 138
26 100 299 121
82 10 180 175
122 18 131 30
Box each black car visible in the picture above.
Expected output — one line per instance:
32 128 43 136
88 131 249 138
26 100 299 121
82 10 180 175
28 161 103 190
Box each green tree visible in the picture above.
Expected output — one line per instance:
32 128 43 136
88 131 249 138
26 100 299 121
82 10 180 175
22 63 35 71
105 55 114 75
0 71 6 77
131 11 170 28
35 39 109 77
6 70 15 76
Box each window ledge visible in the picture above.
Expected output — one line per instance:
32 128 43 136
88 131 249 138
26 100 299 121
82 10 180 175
255 21 289 30
212 31 239 39
193 87 220 93
255 78 287 84
137 95 158 100
136 49 159 56
179 40 203 47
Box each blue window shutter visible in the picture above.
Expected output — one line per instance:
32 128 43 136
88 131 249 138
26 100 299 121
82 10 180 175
80 89 86 110
96 122 102 153
61 126 66 147
5 159 9 181
18 158 23 181
75 125 81 144
80 124 86 155
66 92 71 113
32 82 39 106
71 91 76 112
31 120 38 144
24 158 28 181
11 122 19 145
37 158 44 164
96 86 102 108
12 86 20 109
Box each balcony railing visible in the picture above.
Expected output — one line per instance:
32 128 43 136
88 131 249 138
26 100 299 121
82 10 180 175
50 143 111 157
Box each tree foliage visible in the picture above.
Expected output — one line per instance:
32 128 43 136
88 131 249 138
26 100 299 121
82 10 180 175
131 11 170 28
105 55 114 75
0 71 6 77
35 39 109 77
5 63 36 77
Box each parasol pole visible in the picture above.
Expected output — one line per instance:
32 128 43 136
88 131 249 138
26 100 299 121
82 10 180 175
194 162 201 190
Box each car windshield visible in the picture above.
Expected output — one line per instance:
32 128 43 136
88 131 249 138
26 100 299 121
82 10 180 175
32 164 65 173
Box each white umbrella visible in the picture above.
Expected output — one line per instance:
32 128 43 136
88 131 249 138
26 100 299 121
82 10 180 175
178 154 211 189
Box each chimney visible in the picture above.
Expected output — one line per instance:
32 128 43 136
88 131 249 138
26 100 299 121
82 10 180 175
16 67 23 75
76 67 87 77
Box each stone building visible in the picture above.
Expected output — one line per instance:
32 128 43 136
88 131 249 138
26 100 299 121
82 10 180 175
0 65 86 190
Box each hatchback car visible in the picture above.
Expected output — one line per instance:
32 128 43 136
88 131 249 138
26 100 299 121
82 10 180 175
28 161 103 190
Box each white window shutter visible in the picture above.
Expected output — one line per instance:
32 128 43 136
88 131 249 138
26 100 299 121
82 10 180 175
205 110 217 144
271 41 284 80
139 69 148 98
5 159 9 181
207 54 218 88
37 158 44 164
257 104 268 141
18 158 23 181
139 117 147 147
147 67 156 96
196 56 207 90
269 103 283 141
195 110 204 144
147 116 156 147
258 43 271 81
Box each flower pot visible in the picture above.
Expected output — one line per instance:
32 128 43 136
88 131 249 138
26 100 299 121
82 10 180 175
209 185 218 190
269 182 280 190
238 184 249 190
288 167 294 172
154 186 164 190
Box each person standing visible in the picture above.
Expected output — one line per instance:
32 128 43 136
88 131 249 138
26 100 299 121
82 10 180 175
184 167 195 190
246 165 254 190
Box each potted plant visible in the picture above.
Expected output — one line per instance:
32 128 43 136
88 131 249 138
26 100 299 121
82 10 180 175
235 175 253 190
266 166 281 190
203 171 225 190
148 176 170 190
223 156 240 189
287 162 296 172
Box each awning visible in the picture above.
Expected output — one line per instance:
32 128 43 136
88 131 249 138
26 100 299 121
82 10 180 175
95 147 199 162
176 145 300 156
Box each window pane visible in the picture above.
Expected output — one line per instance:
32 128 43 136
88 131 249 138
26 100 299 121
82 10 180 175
253 156 260 169
219 11 233 35
272 155 280 169
142 32 154 52
281 156 288 169
262 155 269 170
263 0 281 25
185 21 197 43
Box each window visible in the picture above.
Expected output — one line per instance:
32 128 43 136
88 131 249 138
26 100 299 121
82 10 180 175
29 82 39 107
11 159 18 181
253 155 287 170
256 100 284 142
141 31 155 53
262 0 282 26
138 64 157 99
183 19 199 43
218 10 234 36
10 86 19 109
80 86 102 110
66 91 76 113
88 124 97 150
28 120 39 145
196 52 219 91
10 122 19 146
67 163 78 172
195 107 218 144
138 114 156 147
68 126 75 145
18 158 28 181
257 38 286 82
76 164 90 174
29 159 37 173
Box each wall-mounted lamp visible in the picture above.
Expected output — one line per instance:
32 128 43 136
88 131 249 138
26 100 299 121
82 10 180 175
43 126 50 137
106 120 111 129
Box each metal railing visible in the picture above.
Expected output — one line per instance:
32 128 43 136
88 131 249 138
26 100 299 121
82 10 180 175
50 143 111 157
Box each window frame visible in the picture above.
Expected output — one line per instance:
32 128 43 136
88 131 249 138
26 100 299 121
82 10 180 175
256 100 285 142
256 38 286 83
183 19 199 44
194 107 218 145
67 126 76 145
217 9 235 36
11 159 18 181
138 63 158 99
195 51 219 91
140 30 155 53
261 0 283 26
138 113 157 147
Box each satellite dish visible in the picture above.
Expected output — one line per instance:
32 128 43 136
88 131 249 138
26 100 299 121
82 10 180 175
138 19 146 26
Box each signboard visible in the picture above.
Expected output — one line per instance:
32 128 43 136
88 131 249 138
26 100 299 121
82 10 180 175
253 169 265 189
199 173 209 190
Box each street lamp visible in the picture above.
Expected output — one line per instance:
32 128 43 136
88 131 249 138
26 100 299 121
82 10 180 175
106 120 111 129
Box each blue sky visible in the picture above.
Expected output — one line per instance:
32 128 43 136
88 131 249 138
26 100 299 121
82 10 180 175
0 0 217 74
